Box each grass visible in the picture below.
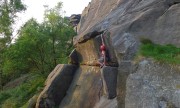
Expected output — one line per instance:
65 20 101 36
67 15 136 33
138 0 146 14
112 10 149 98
0 74 45 108
139 39 180 65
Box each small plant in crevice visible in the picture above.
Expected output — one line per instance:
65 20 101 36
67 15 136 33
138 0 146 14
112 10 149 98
139 39 180 65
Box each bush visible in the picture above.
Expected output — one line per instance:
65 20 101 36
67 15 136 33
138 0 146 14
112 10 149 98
0 74 45 108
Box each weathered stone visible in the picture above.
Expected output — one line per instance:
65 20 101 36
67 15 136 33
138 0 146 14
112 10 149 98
117 72 129 108
113 33 138 63
77 0 180 47
35 0 180 108
77 30 103 43
118 61 133 74
159 101 167 108
153 4 180 45
59 66 102 108
165 0 180 6
75 33 118 66
69 14 81 27
36 64 78 108
125 60 180 108
116 61 135 108
27 95 38 108
94 96 118 108
72 1 180 107
76 2 91 33
101 66 118 99
75 38 99 66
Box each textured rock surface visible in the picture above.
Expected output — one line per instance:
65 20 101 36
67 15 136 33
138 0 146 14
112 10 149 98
75 33 118 66
101 66 118 99
69 14 81 27
36 64 78 108
59 66 102 108
117 61 134 108
76 0 180 47
126 60 180 108
35 0 180 108
72 1 180 107
113 33 138 64
94 96 118 108
75 38 99 65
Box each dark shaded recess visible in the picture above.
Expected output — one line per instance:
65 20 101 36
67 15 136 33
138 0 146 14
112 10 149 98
168 1 180 7
38 65 78 108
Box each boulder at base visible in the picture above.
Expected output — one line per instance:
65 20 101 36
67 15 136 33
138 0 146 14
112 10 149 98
59 66 102 108
36 64 78 108
126 60 180 108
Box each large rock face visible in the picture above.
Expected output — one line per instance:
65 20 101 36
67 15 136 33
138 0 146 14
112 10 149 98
76 0 180 47
36 0 180 108
70 0 180 108
126 60 180 108
59 66 102 108
75 33 118 66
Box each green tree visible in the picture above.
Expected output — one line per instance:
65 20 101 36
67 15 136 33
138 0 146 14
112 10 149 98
43 2 74 66
0 0 26 89
0 0 26 44
2 2 76 82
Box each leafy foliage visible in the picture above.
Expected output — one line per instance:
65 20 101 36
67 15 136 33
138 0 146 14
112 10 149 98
140 39 180 64
0 2 76 107
2 2 75 82
0 74 45 108
0 0 26 89
0 0 26 45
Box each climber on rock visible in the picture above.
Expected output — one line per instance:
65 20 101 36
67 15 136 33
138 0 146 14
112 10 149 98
98 44 106 68
98 31 117 100
98 32 109 98
98 31 109 68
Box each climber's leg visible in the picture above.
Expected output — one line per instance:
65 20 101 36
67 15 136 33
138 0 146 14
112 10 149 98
101 66 108 96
